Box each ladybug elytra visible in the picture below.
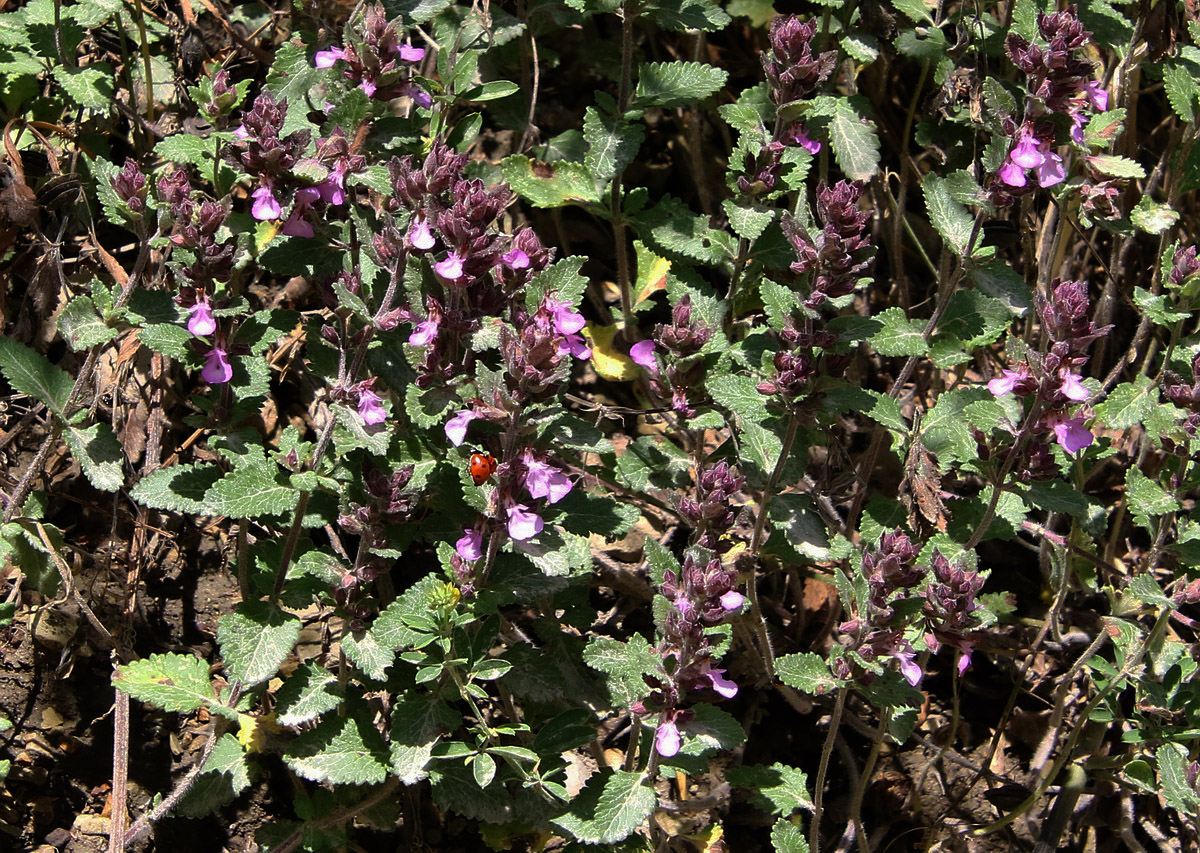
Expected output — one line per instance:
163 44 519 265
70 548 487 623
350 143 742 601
469 451 498 485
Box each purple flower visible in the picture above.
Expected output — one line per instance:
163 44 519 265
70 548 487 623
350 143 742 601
408 316 439 346
360 79 378 98
187 300 217 337
1060 372 1090 401
317 165 347 206
1050 414 1093 453
281 187 321 238
1070 114 1087 146
408 215 435 250
232 124 249 140
988 367 1031 397
402 82 432 109
1084 80 1109 111
630 340 657 372
357 387 387 425
1009 134 1045 169
526 459 573 504
895 649 923 686
501 248 530 269
796 129 821 155
397 44 425 62
456 527 483 561
445 410 477 446
547 299 586 335
560 333 592 360
434 251 464 280
202 347 233 384
956 645 973 676
315 46 346 68
655 717 681 757
998 160 1028 188
720 590 745 611
251 185 282 221
698 666 738 699
507 504 544 540
1036 151 1065 187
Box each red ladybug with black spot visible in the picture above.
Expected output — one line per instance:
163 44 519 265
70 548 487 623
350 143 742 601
469 451 497 485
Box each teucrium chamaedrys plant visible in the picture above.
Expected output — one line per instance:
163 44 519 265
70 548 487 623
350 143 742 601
0 0 1199 849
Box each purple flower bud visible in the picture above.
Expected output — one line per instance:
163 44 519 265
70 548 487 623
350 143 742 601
456 527 483 561
445 409 477 446
895 650 923 686
202 346 233 384
507 504 544 540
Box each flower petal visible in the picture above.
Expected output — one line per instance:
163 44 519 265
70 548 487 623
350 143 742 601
456 528 483 561
445 410 477 447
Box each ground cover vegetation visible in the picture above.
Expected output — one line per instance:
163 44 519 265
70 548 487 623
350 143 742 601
0 0 1198 849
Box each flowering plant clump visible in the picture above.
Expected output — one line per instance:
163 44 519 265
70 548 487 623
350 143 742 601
0 0 1198 851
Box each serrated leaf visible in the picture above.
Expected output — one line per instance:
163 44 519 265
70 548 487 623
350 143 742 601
275 663 343 726
584 108 645 182
1095 376 1156 431
155 133 215 166
136 323 194 360
890 0 934 23
818 96 880 182
630 61 728 111
1125 467 1179 529
58 296 118 351
114 653 236 719
341 626 395 681
1130 197 1179 235
1157 742 1200 815
390 694 460 784
771 818 811 853
870 307 928 356
646 0 732 31
130 463 221 514
52 63 115 112
526 256 590 309
722 199 776 242
583 634 660 706
923 174 975 257
0 336 73 416
969 260 1031 316
775 652 841 696
679 704 746 755
728 763 813 816
217 601 302 686
637 194 735 265
500 155 603 208
1087 154 1145 179
285 713 389 785
205 463 298 518
176 733 252 818
64 423 123 492
1163 62 1199 123
1022 480 1090 516
552 770 656 844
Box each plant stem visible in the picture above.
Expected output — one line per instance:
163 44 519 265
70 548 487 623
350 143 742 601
810 686 847 853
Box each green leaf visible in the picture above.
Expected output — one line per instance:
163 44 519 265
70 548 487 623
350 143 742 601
870 307 928 356
969 261 1031 316
64 423 124 492
176 733 252 818
1087 154 1145 179
52 63 115 113
137 323 194 360
275 663 343 726
645 0 732 31
584 108 645 182
583 634 660 706
285 713 390 785
771 818 811 853
679 704 746 756
114 653 237 719
767 496 831 562
722 199 777 242
727 763 813 816
58 296 118 351
390 694 460 784
1163 62 1199 123
1157 742 1200 816
1095 376 1157 431
205 462 298 518
1130 197 1179 235
630 61 728 111
217 601 302 686
922 174 975 257
708 373 769 421
130 463 222 514
1022 480 1090 516
500 155 603 208
929 290 1011 367
775 652 841 696
890 0 934 23
155 133 215 166
813 96 880 182
0 336 73 416
637 194 736 265
1125 467 1179 530
552 770 656 844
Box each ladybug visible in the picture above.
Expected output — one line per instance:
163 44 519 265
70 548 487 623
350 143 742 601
469 451 498 485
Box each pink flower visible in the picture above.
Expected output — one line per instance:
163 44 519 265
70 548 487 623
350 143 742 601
408 215 435 250
507 504 544 541
232 124 249 140
956 646 973 676
445 410 477 446
251 185 282 221
456 528 483 561
1036 151 1065 187
501 248 529 269
998 160 1027 187
654 717 681 757
1070 114 1087 146
559 333 591 360
630 340 657 372
795 129 821 154
187 300 217 337
988 368 1026 396
720 590 745 611
357 387 387 425
1084 80 1109 112
548 300 586 336
698 666 738 699
1060 372 1090 401
408 316 439 346
317 165 346 206
895 650 923 686
315 46 346 68
1045 412 1093 453
525 458 573 504
360 79 377 98
397 44 425 62
281 187 321 238
434 251 464 280
1009 134 1045 169
202 346 233 384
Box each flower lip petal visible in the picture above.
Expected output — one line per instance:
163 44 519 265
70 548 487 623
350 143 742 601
1060 372 1091 401
456 528 483 561
630 340 657 372
507 504 544 541
187 301 217 337
654 720 681 757
314 47 345 68
445 410 477 447
397 44 426 62
202 347 233 384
